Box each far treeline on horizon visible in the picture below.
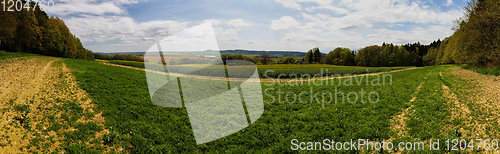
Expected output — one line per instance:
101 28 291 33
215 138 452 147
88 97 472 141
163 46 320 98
0 0 499 68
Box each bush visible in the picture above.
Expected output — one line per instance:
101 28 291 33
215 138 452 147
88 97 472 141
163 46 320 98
277 57 297 64
222 55 258 64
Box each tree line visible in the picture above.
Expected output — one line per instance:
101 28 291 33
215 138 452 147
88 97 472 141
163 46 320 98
300 41 440 67
424 0 499 67
0 1 94 60
303 0 498 68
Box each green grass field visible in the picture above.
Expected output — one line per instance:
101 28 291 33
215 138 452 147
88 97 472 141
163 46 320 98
0 51 38 60
104 60 408 78
462 65 500 76
63 58 477 153
1 52 497 152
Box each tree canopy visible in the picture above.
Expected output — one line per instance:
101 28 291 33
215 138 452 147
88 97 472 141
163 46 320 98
0 2 93 60
424 0 499 67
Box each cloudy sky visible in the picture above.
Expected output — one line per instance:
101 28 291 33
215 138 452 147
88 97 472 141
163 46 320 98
43 0 467 53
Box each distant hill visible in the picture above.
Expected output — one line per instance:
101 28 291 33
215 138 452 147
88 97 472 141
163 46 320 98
97 50 307 58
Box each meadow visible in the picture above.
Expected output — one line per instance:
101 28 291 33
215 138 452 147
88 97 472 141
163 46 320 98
63 58 473 153
462 65 500 76
103 60 408 78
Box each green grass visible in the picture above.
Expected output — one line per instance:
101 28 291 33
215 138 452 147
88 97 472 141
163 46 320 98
0 51 39 60
462 65 500 76
103 60 408 78
64 58 446 152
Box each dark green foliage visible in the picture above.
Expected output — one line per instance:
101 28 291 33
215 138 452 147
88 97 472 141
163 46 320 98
94 53 144 62
222 54 258 64
108 60 145 68
259 53 273 65
304 48 322 64
0 2 93 60
221 50 306 58
276 57 297 64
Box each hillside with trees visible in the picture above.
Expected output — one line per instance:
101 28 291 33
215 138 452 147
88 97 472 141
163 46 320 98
424 0 499 67
0 2 93 60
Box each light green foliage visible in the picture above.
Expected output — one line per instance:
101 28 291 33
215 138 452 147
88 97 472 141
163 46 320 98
324 47 355 66
424 0 499 66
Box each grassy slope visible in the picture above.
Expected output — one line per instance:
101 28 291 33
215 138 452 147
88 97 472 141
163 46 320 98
65 58 451 152
462 65 500 76
0 51 38 60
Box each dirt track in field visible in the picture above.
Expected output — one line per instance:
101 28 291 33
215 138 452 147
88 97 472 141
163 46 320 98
388 71 431 143
102 62 419 83
0 57 112 153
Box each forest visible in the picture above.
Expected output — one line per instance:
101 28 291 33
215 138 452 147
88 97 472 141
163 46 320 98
0 1 94 60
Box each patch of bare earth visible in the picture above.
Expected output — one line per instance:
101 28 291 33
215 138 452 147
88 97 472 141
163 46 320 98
0 57 113 153
389 72 432 142
449 67 499 140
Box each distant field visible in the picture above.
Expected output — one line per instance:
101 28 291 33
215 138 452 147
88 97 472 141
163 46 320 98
102 60 408 78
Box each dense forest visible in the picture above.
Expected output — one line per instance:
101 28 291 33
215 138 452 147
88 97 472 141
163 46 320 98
297 41 440 67
424 0 499 67
0 1 94 60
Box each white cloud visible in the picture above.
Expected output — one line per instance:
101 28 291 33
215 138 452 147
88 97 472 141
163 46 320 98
64 15 189 43
274 0 303 10
44 0 145 16
45 0 464 52
446 0 453 6
269 0 464 51
202 19 252 41
271 16 300 30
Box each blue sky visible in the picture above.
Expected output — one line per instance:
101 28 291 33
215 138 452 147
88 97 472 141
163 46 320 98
44 0 468 53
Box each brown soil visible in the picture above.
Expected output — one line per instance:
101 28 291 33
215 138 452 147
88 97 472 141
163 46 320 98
449 67 500 139
0 57 112 153
389 72 431 140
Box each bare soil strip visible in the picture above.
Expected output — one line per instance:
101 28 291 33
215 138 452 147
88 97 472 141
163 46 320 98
102 62 419 83
449 67 500 139
389 72 432 140
0 57 112 153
